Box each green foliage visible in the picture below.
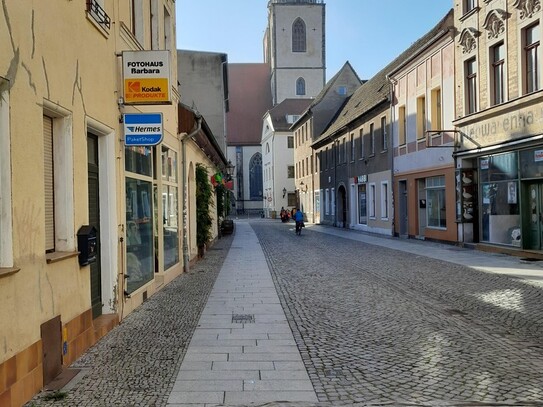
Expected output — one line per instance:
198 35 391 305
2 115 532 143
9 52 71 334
196 164 214 248
216 183 225 219
43 391 67 401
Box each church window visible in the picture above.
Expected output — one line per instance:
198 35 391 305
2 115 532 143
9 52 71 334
249 153 263 200
296 77 306 95
292 18 306 52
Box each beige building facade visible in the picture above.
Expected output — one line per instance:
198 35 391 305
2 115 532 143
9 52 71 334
0 1 228 405
453 0 543 250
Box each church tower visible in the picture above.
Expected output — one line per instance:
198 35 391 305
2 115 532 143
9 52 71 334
264 0 326 106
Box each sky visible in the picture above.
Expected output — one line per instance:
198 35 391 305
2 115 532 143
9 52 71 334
176 1 453 82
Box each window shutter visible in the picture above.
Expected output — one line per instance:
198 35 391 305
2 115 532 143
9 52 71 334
43 115 55 252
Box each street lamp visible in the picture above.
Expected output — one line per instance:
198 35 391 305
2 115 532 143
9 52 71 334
225 160 235 179
282 187 287 198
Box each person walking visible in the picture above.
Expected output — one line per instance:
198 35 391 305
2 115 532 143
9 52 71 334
294 207 304 235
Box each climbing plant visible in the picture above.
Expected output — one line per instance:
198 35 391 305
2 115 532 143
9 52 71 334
195 163 214 250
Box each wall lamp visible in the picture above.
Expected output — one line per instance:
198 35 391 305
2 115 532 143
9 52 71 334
282 187 287 198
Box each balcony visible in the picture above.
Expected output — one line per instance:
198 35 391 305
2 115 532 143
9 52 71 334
86 0 111 32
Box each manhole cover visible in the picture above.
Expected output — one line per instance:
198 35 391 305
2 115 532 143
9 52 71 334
232 314 255 323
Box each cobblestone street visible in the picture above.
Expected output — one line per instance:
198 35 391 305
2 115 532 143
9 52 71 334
27 219 543 406
254 222 543 405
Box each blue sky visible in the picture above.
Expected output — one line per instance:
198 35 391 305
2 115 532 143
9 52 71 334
176 1 452 81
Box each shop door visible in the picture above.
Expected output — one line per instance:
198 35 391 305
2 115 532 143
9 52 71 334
526 183 543 250
88 134 102 318
399 181 408 236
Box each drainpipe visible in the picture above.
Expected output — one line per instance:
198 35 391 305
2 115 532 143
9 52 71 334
180 113 202 273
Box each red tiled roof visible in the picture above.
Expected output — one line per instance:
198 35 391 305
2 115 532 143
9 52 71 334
227 63 273 146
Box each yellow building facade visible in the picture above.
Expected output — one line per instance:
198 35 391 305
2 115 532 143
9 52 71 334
0 1 226 405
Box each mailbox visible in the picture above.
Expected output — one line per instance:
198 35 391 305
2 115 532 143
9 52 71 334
77 225 97 266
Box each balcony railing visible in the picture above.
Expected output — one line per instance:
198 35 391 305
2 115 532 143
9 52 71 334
86 0 111 31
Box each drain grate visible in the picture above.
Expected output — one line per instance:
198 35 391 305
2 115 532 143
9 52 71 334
232 314 255 323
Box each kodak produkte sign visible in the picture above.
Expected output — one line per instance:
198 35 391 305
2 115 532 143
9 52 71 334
122 50 170 104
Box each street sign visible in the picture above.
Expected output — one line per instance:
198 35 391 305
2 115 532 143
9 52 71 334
124 113 163 146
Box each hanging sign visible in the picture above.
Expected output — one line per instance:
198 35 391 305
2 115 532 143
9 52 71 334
124 113 163 146
122 50 171 104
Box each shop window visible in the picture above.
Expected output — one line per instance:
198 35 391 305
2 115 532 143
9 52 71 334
161 146 179 270
369 184 376 218
381 182 388 220
480 152 520 245
426 176 446 228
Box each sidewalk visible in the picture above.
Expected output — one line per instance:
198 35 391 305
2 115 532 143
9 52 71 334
306 223 543 286
167 222 318 406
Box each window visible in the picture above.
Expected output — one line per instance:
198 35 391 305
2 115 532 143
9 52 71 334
426 176 446 228
525 23 540 93
331 188 336 218
358 184 367 224
370 124 375 155
325 189 330 215
466 58 477 114
288 136 294 148
431 88 442 131
288 165 294 178
296 77 306 95
359 128 364 158
292 18 306 52
126 145 154 293
491 42 505 105
338 86 347 95
0 81 13 267
161 146 179 270
399 106 406 146
381 117 387 151
416 95 426 139
249 153 263 200
150 0 159 49
381 182 388 219
87 0 111 31
464 0 476 14
164 6 172 51
43 103 75 255
369 184 376 218
131 0 144 45
350 133 355 161
266 143 270 153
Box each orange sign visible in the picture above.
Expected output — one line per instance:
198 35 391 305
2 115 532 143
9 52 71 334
124 78 169 104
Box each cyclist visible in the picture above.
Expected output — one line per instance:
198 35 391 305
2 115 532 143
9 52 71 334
294 207 304 235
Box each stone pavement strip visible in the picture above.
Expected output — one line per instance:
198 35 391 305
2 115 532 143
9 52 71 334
167 222 318 406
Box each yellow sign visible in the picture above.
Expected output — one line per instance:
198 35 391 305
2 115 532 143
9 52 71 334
122 50 171 104
124 78 169 104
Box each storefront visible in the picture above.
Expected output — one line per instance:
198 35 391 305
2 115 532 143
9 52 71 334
457 145 543 250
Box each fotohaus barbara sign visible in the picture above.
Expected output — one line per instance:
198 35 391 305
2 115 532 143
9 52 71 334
122 50 170 104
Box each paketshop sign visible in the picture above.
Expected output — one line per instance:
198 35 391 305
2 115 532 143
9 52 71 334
122 50 170 104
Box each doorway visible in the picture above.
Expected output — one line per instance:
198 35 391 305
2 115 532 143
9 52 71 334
337 185 347 228
525 182 543 250
399 180 408 237
87 134 102 318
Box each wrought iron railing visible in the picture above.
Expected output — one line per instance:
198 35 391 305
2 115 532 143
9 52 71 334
86 0 111 31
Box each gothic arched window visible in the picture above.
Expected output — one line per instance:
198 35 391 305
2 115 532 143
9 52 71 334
296 77 306 95
249 153 263 200
292 18 306 52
